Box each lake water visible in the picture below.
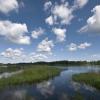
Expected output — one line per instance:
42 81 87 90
0 66 100 100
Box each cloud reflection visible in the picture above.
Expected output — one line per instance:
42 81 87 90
37 80 55 98
71 81 96 92
1 89 36 100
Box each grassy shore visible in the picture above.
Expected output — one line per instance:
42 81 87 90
0 66 61 88
72 73 100 90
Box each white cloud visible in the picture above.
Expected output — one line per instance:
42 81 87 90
51 2 74 25
45 16 54 25
78 5 100 33
74 0 88 8
31 27 44 39
89 54 100 61
37 38 54 54
52 28 66 42
0 20 30 44
91 54 99 58
30 53 48 61
23 52 50 63
44 1 74 26
0 0 19 14
1 48 24 59
68 43 77 51
44 1 52 11
0 49 50 63
78 42 91 49
68 42 91 51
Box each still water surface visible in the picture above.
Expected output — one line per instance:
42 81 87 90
0 66 100 100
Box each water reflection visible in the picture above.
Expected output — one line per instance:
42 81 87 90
10 90 27 100
71 81 96 92
37 80 55 98
0 70 23 79
70 81 81 91
0 89 36 100
59 93 70 100
0 66 100 100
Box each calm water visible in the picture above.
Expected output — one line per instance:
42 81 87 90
0 66 100 100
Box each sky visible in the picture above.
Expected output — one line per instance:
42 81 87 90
0 0 100 63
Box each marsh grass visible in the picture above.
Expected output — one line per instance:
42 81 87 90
0 66 61 89
72 73 100 90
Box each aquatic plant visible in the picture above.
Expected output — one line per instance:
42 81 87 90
0 66 61 89
73 73 100 90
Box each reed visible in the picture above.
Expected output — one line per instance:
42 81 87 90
72 72 100 90
0 66 61 88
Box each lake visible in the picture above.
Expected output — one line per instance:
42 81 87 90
0 66 100 100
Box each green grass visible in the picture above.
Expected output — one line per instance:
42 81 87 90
72 73 100 90
0 66 61 88
0 66 20 73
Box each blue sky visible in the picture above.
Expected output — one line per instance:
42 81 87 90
0 0 100 63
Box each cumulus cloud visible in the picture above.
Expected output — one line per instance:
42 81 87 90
44 1 74 42
0 0 19 14
1 48 24 59
45 16 54 26
44 1 52 11
0 48 49 63
68 43 77 51
51 2 74 25
52 28 66 42
68 42 91 51
44 0 88 26
78 5 100 33
23 52 50 63
74 0 89 8
44 1 74 26
31 27 44 39
0 20 30 44
78 42 91 49
30 53 48 61
37 38 54 54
